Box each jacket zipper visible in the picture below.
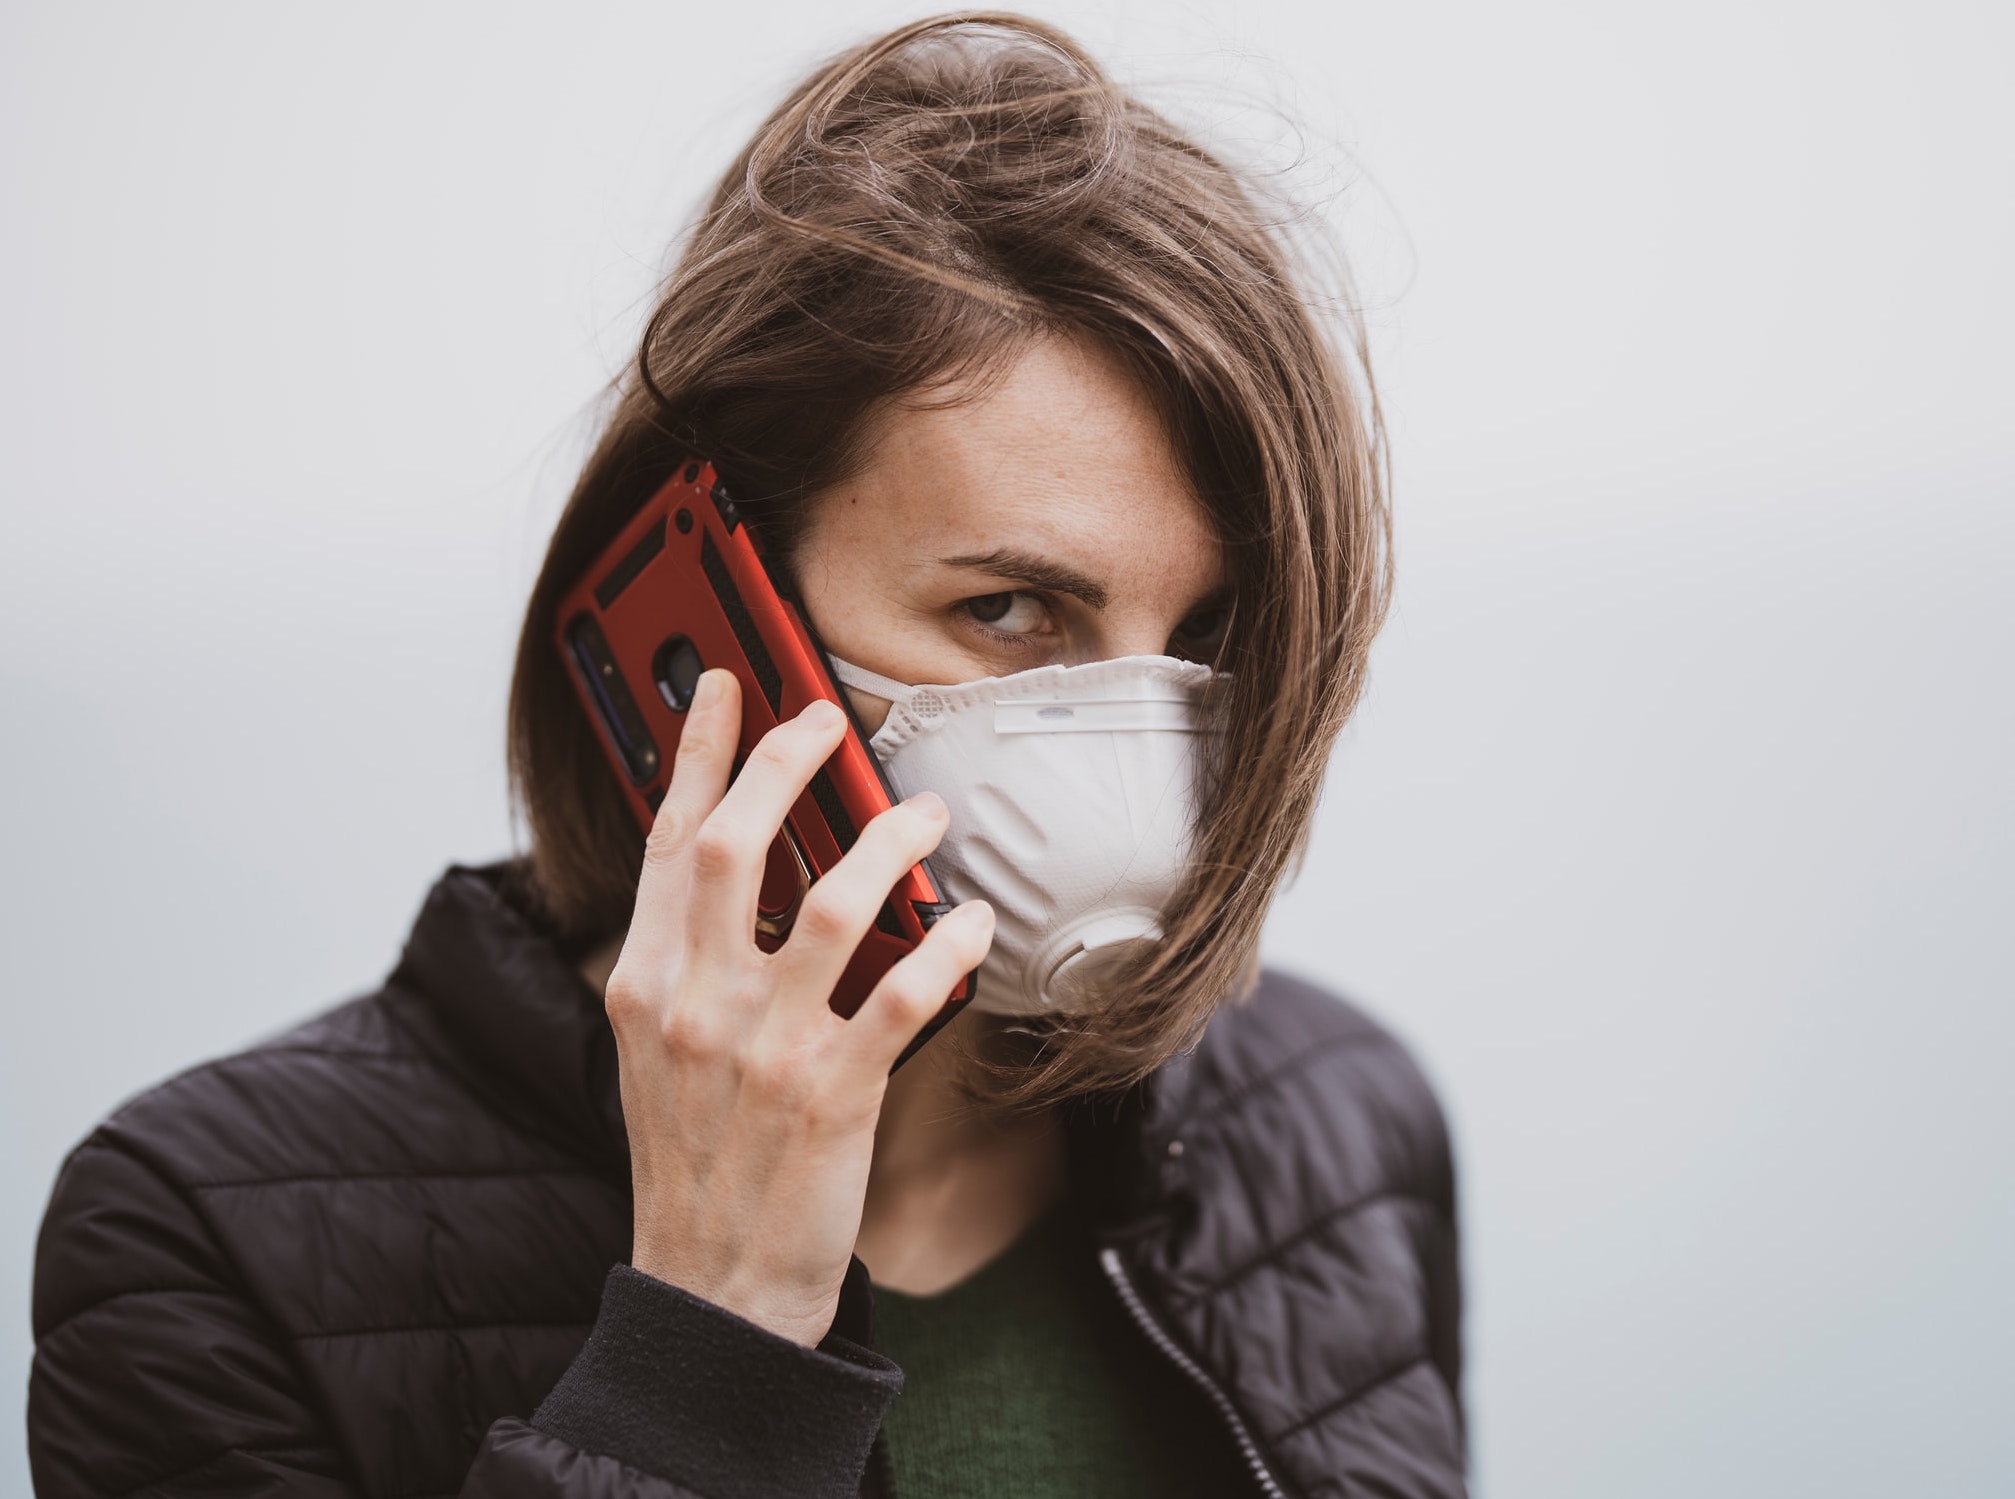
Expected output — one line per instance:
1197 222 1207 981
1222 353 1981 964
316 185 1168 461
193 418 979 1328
1098 1245 1288 1499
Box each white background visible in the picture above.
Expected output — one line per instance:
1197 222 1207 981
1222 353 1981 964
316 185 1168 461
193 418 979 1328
4 2 2010 1495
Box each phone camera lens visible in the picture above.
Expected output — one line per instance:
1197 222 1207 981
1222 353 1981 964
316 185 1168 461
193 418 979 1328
653 636 705 712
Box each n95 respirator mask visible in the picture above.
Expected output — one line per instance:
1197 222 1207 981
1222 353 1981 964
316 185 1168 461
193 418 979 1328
825 653 1218 1017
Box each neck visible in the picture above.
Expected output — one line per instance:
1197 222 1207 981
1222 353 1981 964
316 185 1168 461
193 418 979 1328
867 1002 1064 1184
857 1001 1070 1291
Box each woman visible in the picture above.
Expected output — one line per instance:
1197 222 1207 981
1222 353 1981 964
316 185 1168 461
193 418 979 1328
29 14 1463 1499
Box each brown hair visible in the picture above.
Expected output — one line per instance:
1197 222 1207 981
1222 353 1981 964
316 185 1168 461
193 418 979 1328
506 11 1392 1115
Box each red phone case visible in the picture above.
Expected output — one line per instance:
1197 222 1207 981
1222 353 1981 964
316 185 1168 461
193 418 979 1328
554 460 972 1068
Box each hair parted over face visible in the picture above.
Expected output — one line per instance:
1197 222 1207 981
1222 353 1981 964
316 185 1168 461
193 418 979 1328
506 11 1393 1114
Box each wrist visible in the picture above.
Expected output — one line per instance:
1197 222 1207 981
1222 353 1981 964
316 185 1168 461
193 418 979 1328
629 1251 833 1348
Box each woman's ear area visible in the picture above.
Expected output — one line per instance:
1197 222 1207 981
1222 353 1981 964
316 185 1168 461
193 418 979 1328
782 473 901 738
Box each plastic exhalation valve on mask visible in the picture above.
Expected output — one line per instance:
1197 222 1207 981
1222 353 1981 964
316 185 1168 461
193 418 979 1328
826 653 1217 1017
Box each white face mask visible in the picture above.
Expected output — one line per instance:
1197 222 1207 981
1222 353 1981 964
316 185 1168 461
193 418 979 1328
825 652 1218 1017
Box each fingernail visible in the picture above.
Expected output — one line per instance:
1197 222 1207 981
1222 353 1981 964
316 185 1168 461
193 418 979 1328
959 899 995 928
803 697 845 729
905 791 948 820
693 669 723 711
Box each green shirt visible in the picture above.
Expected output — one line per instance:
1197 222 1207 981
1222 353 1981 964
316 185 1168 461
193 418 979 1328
870 1196 1252 1498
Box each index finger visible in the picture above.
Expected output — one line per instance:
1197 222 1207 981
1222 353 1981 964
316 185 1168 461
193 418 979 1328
624 667 741 968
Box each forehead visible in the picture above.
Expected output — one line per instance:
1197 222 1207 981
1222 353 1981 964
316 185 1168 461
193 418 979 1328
816 333 1225 596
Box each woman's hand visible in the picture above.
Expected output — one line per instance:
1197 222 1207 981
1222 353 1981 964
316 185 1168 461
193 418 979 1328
603 666 995 1348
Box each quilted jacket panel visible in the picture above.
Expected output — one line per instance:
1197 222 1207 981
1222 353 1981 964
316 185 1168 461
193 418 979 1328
29 859 1464 1498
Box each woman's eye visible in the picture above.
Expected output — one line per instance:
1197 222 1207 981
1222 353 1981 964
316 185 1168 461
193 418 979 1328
962 592 1048 635
1170 604 1230 662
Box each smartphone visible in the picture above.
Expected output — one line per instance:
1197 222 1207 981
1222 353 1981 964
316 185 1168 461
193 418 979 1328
554 459 972 1070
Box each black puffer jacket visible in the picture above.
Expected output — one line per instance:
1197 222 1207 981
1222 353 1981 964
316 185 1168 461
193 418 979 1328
29 859 1466 1498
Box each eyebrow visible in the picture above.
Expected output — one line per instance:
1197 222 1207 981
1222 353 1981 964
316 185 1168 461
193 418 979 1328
936 549 1110 610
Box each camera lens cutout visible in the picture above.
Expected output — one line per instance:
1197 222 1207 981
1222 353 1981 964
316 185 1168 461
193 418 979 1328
653 636 705 712
565 612 660 785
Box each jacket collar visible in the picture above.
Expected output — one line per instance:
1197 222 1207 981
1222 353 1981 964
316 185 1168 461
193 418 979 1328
385 859 630 1174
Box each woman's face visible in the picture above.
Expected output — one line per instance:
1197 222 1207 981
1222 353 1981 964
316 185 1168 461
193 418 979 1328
795 333 1232 734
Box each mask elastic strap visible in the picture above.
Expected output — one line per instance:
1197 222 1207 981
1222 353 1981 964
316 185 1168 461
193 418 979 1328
825 655 916 705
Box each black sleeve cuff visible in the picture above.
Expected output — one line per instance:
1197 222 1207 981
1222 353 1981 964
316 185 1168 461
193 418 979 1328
531 1259 902 1499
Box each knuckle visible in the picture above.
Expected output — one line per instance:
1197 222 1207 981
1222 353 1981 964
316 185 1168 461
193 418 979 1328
884 972 947 1025
642 805 691 867
675 712 726 760
689 820 743 882
661 1002 727 1061
790 888 855 947
748 734 800 775
802 1080 867 1135
748 1042 817 1112
604 969 648 1025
